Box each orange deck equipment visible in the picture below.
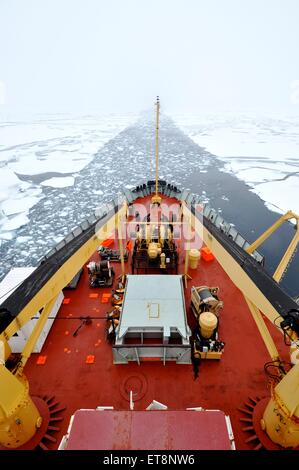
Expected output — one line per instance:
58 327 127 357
201 247 215 262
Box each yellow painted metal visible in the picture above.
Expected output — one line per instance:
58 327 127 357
17 295 60 373
199 351 222 360
0 206 126 448
189 248 200 269
183 204 284 328
152 96 162 205
160 252 166 268
199 311 217 339
246 210 299 283
128 221 188 225
0 340 4 364
0 367 41 448
184 246 190 289
184 203 299 446
0 191 297 450
117 211 126 280
155 96 160 197
262 363 299 447
1 338 11 362
273 228 299 282
151 194 162 205
246 211 292 254
183 203 192 287
244 296 281 361
148 242 160 259
0 205 125 347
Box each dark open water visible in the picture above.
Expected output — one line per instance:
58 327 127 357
0 115 298 298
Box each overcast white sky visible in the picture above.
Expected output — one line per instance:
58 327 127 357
0 0 299 114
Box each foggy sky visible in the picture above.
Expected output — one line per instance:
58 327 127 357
1 0 299 114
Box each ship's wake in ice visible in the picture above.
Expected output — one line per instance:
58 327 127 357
0 112 298 296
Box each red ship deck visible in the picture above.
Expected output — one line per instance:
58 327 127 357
23 194 289 450
65 410 232 450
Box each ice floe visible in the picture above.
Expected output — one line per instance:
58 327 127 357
0 113 137 239
0 112 298 286
251 175 299 215
41 176 75 188
1 213 29 231
172 112 299 215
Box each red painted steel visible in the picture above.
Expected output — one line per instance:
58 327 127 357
65 410 232 450
23 195 289 450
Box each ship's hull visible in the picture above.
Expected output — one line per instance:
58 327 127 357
0 181 297 450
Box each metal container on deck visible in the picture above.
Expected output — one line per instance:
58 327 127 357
189 249 200 269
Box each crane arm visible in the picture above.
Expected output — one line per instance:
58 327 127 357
246 210 299 283
183 202 299 448
183 203 297 328
245 210 296 254
0 203 126 448
0 204 126 359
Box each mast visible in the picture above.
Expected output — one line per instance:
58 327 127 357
155 96 160 197
151 96 162 205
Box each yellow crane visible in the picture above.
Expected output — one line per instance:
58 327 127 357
0 97 299 449
0 204 126 448
1 201 298 449
183 202 299 448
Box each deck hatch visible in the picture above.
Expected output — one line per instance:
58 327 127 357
113 275 191 364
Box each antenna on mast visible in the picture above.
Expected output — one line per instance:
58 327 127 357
151 96 162 205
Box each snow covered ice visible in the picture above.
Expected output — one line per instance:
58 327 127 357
0 112 298 297
0 113 136 237
173 113 299 215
